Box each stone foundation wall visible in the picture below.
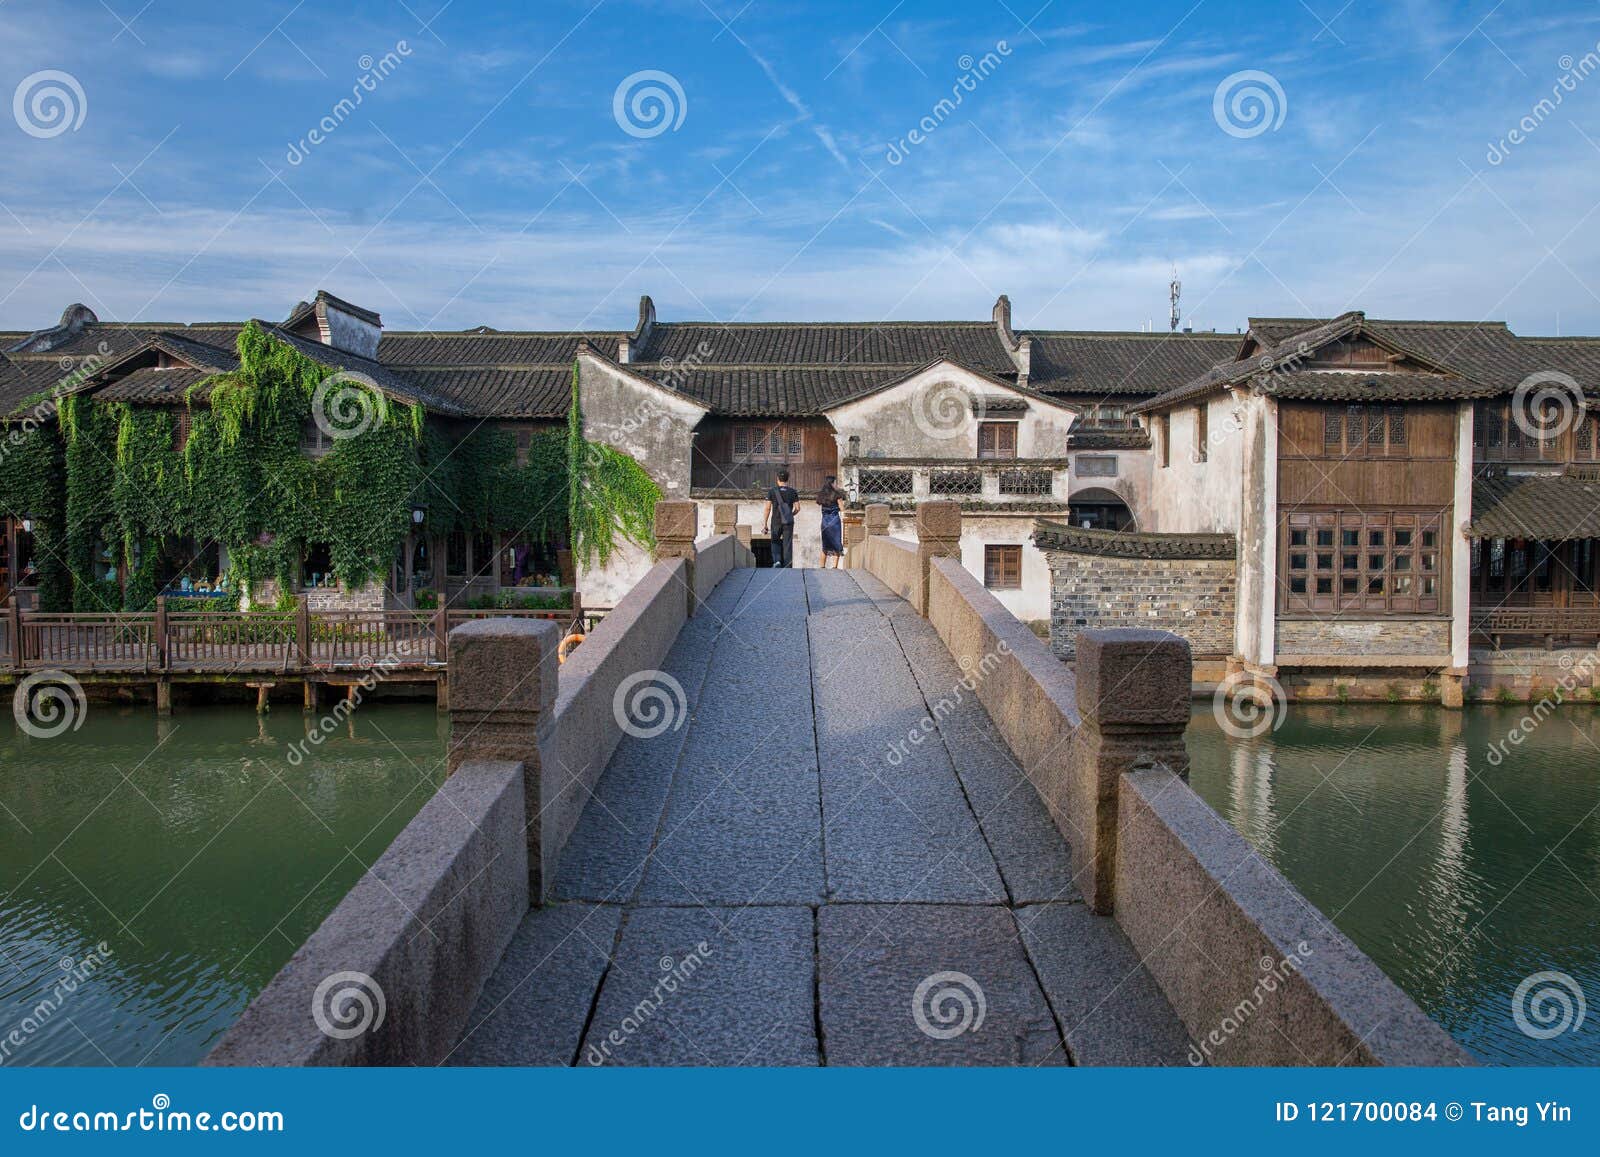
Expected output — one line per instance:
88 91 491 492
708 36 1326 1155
1276 618 1450 658
1046 551 1235 660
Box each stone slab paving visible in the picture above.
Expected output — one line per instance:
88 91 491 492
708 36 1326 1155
818 904 1063 1065
451 902 622 1065
458 567 1192 1066
580 905 817 1066
553 569 754 902
635 568 826 905
863 569 1083 905
808 569 1005 903
1014 902 1194 1066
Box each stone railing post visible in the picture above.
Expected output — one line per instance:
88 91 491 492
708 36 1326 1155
1072 628 1191 915
653 499 699 617
915 499 962 617
864 503 890 538
735 524 752 548
842 509 865 567
712 501 737 538
448 618 560 896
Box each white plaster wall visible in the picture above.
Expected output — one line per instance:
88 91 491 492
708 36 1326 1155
825 363 1076 461
888 511 1050 623
1066 447 1153 528
1145 392 1248 535
573 353 708 606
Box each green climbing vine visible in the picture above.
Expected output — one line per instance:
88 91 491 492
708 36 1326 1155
0 332 662 611
566 363 660 567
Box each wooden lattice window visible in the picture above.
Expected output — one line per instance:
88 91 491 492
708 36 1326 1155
1321 405 1407 456
733 423 803 461
984 545 1022 590
1281 510 1443 614
977 421 1017 460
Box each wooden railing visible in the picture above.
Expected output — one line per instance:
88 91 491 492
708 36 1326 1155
1 599 609 674
1471 606 1600 648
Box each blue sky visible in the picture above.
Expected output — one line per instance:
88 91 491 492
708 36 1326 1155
2 0 1599 334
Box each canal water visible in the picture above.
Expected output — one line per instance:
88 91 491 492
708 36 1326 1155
1187 703 1600 1066
0 705 446 1067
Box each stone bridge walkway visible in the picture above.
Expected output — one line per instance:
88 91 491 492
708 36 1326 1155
449 568 1191 1066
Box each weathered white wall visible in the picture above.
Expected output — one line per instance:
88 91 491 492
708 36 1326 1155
1232 394 1277 667
825 362 1077 460
1066 447 1152 529
1145 392 1248 535
887 510 1051 623
573 352 708 606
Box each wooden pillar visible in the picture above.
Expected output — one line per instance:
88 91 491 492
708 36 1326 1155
6 599 20 670
154 595 169 670
294 594 311 671
303 680 318 711
155 679 172 716
432 604 448 664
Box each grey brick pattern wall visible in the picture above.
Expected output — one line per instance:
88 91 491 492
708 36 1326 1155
1046 552 1236 659
1276 618 1449 657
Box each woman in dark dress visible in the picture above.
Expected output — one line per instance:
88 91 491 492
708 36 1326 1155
817 475 846 568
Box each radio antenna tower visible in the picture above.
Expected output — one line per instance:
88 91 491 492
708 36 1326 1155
1168 267 1182 332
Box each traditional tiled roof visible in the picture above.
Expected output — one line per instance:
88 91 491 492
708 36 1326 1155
1024 330 1239 396
96 366 213 403
1257 370 1495 401
1134 312 1592 413
8 295 1600 427
1067 427 1152 449
636 321 1018 372
1033 519 1237 559
1468 472 1600 540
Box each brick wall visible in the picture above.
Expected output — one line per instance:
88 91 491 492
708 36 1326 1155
1046 552 1236 660
1276 618 1449 657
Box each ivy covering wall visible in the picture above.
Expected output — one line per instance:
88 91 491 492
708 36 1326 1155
0 324 661 612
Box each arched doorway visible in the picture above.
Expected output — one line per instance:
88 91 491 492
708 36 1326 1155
1067 487 1135 531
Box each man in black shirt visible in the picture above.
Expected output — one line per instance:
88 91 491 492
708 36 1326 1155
763 468 799 568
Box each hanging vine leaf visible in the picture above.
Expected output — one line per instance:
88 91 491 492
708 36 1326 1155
566 362 660 567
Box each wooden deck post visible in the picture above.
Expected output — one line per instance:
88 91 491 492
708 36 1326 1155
154 595 169 671
5 600 19 669
295 595 311 671
433 603 447 663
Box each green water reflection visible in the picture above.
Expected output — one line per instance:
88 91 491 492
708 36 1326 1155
0 705 446 1066
1187 703 1600 1066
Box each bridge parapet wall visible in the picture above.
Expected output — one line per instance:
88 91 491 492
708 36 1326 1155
865 509 1472 1067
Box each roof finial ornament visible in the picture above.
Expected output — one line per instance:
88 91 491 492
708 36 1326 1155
1169 266 1181 333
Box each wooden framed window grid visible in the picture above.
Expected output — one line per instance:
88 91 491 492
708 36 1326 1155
1281 510 1444 614
1321 404 1407 457
984 544 1023 590
977 421 1018 460
731 423 804 462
